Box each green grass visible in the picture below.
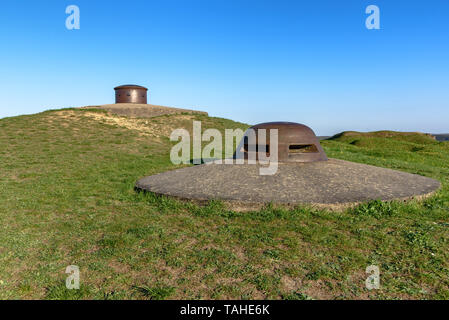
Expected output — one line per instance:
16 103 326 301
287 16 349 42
0 108 448 300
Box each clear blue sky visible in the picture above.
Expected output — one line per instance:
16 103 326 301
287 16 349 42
0 0 448 135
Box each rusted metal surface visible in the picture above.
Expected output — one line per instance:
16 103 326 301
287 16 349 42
236 122 328 163
114 85 148 104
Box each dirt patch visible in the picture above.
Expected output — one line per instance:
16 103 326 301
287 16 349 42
108 261 131 274
280 275 303 292
50 110 197 138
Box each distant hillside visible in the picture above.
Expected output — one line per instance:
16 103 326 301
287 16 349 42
434 134 449 141
328 130 438 145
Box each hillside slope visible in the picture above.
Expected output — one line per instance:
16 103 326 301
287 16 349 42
0 109 448 300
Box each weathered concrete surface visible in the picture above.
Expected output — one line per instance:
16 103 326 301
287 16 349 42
81 104 208 118
135 159 441 211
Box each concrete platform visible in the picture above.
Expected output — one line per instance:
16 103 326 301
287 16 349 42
81 104 208 118
135 159 441 211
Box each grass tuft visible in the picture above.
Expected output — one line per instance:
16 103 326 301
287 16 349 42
133 285 175 300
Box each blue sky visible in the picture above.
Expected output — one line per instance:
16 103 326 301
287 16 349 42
0 0 448 135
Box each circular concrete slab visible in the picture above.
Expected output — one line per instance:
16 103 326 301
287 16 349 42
135 159 440 211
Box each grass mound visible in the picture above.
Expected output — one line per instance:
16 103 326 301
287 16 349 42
323 130 448 177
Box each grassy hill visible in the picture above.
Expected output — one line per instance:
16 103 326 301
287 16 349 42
0 108 448 300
